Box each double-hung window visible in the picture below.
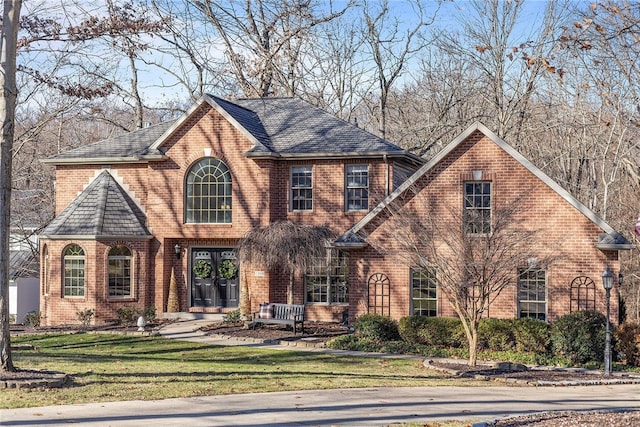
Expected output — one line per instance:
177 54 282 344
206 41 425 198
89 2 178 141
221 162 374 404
306 249 348 304
410 268 437 317
464 181 491 234
291 166 313 211
108 245 132 297
518 268 547 321
346 165 369 211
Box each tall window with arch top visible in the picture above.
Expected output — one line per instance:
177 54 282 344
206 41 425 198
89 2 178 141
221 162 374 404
63 244 85 297
186 157 232 223
108 245 132 297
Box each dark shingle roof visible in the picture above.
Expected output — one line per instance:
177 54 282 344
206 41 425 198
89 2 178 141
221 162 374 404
44 121 174 162
41 170 150 238
228 97 407 156
44 96 418 163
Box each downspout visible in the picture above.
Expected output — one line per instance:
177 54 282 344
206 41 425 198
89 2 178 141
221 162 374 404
384 154 389 196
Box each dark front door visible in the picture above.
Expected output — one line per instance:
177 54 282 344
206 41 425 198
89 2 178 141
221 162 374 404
191 248 239 308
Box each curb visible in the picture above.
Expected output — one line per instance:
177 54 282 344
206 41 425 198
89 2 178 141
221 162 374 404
423 359 640 386
0 372 68 390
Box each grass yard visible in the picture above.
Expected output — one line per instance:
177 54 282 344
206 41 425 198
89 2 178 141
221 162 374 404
2 333 482 409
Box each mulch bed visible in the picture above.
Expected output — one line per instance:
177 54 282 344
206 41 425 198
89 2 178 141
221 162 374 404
201 321 349 344
428 360 640 384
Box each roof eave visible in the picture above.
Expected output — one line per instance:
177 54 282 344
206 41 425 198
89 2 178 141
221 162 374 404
41 155 166 165
596 243 635 251
40 235 153 241
333 241 368 249
246 151 423 162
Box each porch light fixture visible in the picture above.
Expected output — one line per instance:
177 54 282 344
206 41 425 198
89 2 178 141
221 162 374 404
174 244 181 259
601 267 614 376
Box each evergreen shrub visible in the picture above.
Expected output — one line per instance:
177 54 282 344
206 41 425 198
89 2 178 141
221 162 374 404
551 310 607 365
478 318 515 351
353 313 400 342
512 317 550 353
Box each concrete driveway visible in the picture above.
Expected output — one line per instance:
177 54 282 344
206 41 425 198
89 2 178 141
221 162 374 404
2 383 639 426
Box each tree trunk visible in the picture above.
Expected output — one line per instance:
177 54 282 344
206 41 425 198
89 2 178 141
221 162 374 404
0 0 22 373
468 329 479 367
287 271 294 305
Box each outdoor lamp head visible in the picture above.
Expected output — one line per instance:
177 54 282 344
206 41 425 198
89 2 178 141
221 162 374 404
174 244 181 259
602 267 614 290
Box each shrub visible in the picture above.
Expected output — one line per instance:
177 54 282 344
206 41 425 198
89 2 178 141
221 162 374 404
416 317 465 348
24 311 41 327
142 306 157 323
398 316 430 344
76 308 95 327
615 322 640 366
223 309 242 323
551 310 607 365
327 335 380 352
478 318 515 351
327 334 359 350
512 318 550 354
117 306 139 327
353 313 400 342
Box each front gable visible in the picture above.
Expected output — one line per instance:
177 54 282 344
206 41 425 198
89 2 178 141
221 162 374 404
338 122 633 252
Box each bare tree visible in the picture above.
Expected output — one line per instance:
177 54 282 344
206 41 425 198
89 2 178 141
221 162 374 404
377 190 548 366
190 0 351 97
1 0 22 373
237 221 333 318
360 0 436 139
435 0 568 142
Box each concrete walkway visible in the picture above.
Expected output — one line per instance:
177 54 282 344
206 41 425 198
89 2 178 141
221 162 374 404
1 319 639 427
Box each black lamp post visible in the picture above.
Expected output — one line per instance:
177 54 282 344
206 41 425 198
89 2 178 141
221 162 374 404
602 267 614 376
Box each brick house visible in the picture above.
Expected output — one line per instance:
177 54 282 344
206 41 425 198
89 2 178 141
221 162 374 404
39 96 632 326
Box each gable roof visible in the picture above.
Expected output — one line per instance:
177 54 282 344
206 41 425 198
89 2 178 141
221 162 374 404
43 95 423 165
336 122 634 251
40 170 151 240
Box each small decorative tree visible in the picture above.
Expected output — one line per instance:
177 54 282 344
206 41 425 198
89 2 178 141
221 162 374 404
377 189 552 366
237 221 334 320
167 267 179 313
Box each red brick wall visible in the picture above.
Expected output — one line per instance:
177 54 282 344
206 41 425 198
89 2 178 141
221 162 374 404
40 239 150 325
44 110 621 327
353 131 620 324
43 103 397 324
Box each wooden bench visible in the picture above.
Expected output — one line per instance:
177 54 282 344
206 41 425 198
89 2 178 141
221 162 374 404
251 303 305 334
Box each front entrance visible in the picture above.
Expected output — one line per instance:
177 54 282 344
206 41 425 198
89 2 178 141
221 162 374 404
190 248 239 308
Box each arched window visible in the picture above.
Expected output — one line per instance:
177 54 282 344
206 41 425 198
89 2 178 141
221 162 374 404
63 244 85 297
108 245 132 297
186 158 232 223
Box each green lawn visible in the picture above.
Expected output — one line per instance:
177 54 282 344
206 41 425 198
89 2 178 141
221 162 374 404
2 333 484 409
